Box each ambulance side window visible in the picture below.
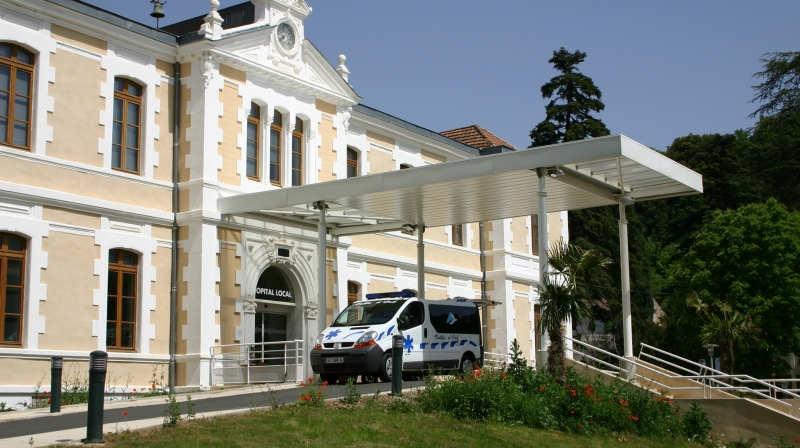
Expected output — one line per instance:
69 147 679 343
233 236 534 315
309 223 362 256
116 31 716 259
398 302 424 330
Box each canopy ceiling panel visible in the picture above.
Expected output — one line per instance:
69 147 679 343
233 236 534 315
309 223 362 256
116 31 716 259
218 135 703 231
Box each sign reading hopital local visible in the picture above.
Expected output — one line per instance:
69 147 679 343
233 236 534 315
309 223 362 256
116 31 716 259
255 266 295 303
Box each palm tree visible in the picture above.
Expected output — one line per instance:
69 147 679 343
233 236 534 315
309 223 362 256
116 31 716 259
687 294 761 375
538 238 611 382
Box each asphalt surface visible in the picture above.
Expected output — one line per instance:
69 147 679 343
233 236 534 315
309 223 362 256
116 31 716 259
0 381 425 440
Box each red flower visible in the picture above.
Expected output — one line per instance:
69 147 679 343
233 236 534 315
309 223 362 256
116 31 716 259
570 410 575 415
323 381 328 385
47 399 51 405
570 389 577 397
123 411 128 416
307 377 313 382
321 385 326 390
577 423 582 428
590 420 595 425
44 391 50 394
317 391 322 395
502 373 507 378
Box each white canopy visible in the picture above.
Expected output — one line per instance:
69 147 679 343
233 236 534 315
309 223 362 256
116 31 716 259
218 134 703 233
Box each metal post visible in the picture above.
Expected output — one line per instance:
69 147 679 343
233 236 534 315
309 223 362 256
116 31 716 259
392 335 403 396
84 351 108 444
317 201 327 333
535 170 549 368
619 201 633 359
50 357 63 413
417 226 425 299
479 221 487 364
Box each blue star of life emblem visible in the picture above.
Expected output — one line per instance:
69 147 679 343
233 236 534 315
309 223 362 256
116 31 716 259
403 335 414 354
326 329 341 340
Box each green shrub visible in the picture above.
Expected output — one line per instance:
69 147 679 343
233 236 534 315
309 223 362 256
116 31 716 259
415 357 711 443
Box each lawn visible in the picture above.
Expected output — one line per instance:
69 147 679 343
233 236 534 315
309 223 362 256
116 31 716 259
104 397 699 447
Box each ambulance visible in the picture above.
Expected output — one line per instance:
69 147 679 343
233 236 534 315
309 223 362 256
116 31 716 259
310 290 496 384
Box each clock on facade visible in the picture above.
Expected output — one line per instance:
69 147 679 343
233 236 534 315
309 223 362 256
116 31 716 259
276 22 296 50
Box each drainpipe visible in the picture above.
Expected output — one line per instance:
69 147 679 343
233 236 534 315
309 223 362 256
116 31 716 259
168 62 181 393
479 221 487 362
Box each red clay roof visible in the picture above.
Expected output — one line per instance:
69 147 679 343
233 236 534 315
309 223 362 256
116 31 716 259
440 125 518 150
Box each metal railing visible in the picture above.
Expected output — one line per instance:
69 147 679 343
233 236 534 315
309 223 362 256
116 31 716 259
210 340 304 386
638 343 800 417
483 351 535 369
564 337 800 418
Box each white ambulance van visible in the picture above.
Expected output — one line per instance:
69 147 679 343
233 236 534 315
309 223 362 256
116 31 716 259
310 290 490 384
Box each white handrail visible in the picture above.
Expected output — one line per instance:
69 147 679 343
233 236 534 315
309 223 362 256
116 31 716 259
210 340 304 386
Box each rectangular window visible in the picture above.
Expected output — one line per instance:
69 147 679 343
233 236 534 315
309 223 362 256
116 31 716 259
347 148 358 178
112 78 143 174
270 110 282 186
428 304 480 335
291 117 303 186
0 44 34 150
0 233 26 345
452 224 464 246
532 214 539 256
246 104 260 180
107 249 138 350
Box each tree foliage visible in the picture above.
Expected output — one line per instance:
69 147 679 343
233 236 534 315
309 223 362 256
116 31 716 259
670 200 800 376
538 239 610 382
750 51 800 121
530 48 610 147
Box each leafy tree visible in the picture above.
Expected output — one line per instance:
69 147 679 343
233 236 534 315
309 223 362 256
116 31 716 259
671 200 800 377
750 51 800 121
687 294 761 375
538 239 610 382
529 48 610 147
741 115 800 211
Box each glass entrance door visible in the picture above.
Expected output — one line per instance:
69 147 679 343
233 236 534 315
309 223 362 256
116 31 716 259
254 312 287 365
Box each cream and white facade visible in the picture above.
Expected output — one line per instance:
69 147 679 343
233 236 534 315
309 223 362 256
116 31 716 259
0 0 567 400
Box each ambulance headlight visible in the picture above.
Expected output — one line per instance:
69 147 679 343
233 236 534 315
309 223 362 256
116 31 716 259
314 333 324 350
354 331 378 349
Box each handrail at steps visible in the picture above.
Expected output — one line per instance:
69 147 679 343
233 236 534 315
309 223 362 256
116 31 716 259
568 337 800 418
209 340 304 386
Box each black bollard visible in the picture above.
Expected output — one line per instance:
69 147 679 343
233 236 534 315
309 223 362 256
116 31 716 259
50 357 63 413
391 335 403 396
84 351 107 444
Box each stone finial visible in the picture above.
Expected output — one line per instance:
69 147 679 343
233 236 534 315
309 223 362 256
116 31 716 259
199 0 225 40
336 54 350 83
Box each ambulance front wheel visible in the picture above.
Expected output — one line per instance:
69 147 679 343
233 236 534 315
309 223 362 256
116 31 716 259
461 353 476 374
378 352 392 383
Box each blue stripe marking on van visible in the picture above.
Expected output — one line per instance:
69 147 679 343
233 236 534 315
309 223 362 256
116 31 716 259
450 341 458 347
460 340 468 346
431 343 439 349
385 325 395 338
377 331 384 340
469 341 478 347
420 343 427 349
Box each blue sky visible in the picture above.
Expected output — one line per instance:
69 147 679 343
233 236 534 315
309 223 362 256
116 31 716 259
80 1 799 151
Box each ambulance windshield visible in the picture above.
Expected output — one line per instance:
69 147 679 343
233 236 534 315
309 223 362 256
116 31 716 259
331 300 406 327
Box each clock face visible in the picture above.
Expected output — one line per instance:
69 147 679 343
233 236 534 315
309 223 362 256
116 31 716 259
276 23 296 51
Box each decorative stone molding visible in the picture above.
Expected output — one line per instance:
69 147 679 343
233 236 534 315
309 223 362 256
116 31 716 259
342 106 352 133
243 297 257 314
305 305 318 320
200 54 214 88
199 0 224 40
336 54 350 83
248 235 299 265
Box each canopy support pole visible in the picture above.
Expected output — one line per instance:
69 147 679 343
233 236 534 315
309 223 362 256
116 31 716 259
536 170 550 368
417 226 425 299
619 201 635 378
479 221 487 363
316 201 327 335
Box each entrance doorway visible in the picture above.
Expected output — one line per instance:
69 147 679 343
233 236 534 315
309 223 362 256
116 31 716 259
254 312 287 366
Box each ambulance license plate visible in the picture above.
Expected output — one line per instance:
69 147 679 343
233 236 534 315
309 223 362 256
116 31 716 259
324 357 343 364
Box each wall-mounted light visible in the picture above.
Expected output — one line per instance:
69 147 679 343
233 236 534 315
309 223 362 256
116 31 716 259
546 166 565 178
401 224 417 234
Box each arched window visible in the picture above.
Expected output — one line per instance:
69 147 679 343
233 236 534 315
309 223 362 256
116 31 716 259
112 78 143 174
0 233 26 345
452 224 464 246
255 266 294 303
531 214 539 256
0 43 34 150
107 249 138 350
246 103 260 180
269 110 283 186
291 117 303 186
347 281 359 306
346 148 358 178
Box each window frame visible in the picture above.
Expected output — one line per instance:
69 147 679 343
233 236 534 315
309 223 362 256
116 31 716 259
0 232 26 346
106 249 139 351
346 148 358 178
112 78 144 174
347 281 359 306
246 103 261 181
291 117 303 186
0 43 35 150
269 110 283 186
452 224 464 247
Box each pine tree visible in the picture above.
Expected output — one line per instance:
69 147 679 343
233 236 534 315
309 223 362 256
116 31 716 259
530 48 610 147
